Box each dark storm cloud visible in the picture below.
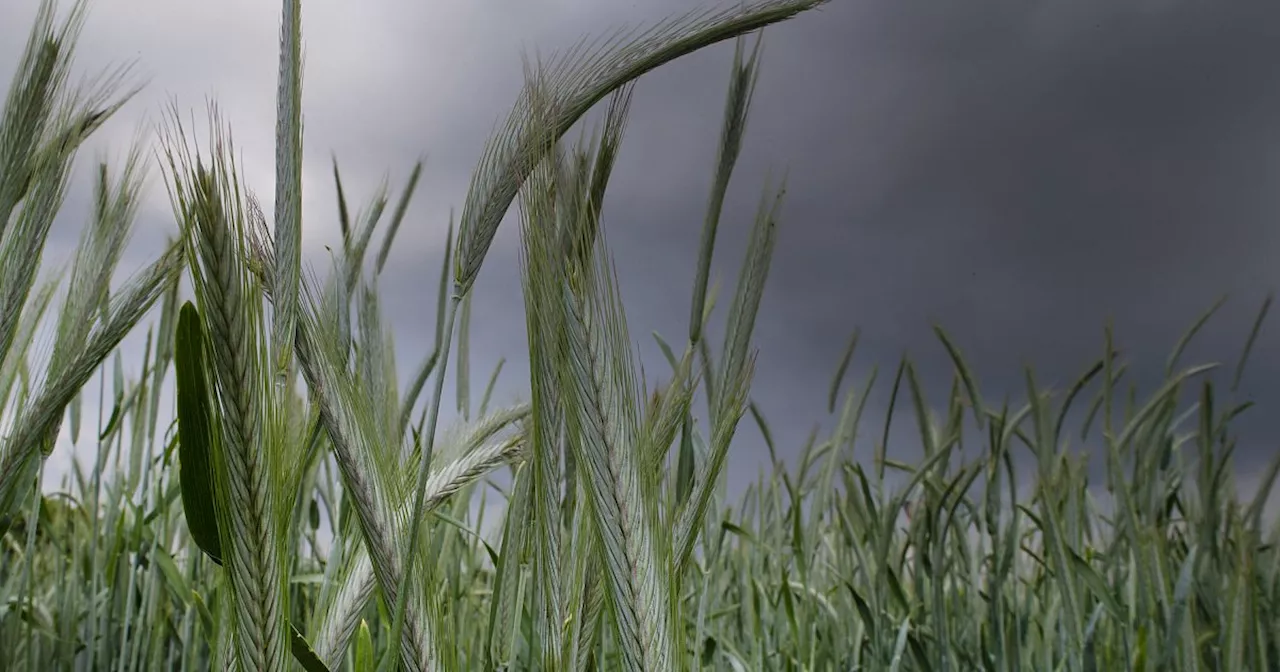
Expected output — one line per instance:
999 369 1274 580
520 0 1280 486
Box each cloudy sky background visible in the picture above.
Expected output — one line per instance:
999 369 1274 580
3 0 1278 511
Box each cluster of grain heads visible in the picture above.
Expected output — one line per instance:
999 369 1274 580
740 302 1279 671
387 0 834 667
155 85 526 672
9 0 1280 670
154 0 527 668
0 0 183 537
0 0 833 666
478 26 790 669
160 105 310 670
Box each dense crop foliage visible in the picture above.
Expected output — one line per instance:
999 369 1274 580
1 1 1278 670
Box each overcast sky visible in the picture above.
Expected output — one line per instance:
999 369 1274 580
4 0 1279 509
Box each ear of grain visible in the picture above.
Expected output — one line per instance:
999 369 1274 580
674 178 781 576
522 120 676 668
0 241 181 527
688 34 763 349
159 106 293 671
295 273 439 671
486 462 533 668
558 236 676 672
271 0 304 379
311 414 529 667
515 72 572 670
455 0 831 296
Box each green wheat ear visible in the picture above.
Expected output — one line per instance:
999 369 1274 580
176 304 333 672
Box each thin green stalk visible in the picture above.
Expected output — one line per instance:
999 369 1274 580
380 295 459 672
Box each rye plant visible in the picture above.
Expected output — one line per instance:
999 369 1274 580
3 0 1280 671
0 0 182 540
157 0 828 668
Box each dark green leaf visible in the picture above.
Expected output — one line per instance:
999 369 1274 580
290 621 333 672
174 302 223 566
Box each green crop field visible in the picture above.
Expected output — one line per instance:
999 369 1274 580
0 0 1277 670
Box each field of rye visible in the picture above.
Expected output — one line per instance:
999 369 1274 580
1 0 1278 670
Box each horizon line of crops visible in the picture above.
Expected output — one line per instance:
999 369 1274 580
2 0 1279 670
